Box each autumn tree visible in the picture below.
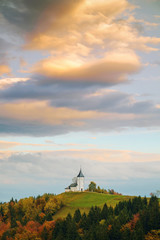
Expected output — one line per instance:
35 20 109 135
88 181 96 192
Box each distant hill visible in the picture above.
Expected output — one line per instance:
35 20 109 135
54 192 133 219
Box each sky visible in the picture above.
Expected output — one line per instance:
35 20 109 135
0 0 160 202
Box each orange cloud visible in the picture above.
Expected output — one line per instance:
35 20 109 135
0 141 21 149
33 50 141 83
0 100 140 130
0 65 11 76
0 100 106 126
0 140 95 150
25 0 132 49
22 0 160 85
23 0 160 55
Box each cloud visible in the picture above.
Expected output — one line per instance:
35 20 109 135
128 15 159 27
0 149 160 200
32 50 141 84
0 149 159 184
0 65 11 76
20 0 160 85
0 140 94 150
0 140 58 150
0 97 159 136
0 0 159 137
0 0 52 31
19 57 27 68
154 15 160 18
0 38 13 52
1 0 160 86
0 77 29 89
0 78 159 137
0 141 21 149
0 80 156 114
22 0 132 37
0 100 102 126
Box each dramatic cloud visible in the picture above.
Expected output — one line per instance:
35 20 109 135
32 50 141 84
1 0 160 85
0 0 160 201
21 0 160 85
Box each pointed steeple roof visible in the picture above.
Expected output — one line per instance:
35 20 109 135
77 168 84 177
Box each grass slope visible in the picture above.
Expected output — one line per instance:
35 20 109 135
54 192 133 219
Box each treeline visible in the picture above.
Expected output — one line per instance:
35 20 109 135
52 196 160 240
0 195 160 239
0 194 63 239
87 181 121 195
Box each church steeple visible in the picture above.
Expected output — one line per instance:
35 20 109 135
77 168 84 178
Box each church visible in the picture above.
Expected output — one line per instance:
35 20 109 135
65 169 85 192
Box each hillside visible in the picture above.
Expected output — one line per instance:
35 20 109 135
54 192 133 219
0 192 160 240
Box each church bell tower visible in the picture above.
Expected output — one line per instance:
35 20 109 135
77 168 85 191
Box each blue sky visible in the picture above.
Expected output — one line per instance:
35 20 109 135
0 0 160 202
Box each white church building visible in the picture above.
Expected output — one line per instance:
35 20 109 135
65 169 85 192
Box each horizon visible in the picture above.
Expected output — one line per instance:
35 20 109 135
0 0 160 202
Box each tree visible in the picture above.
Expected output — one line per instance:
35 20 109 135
41 226 48 240
145 230 160 240
88 181 96 192
74 209 81 223
101 203 109 220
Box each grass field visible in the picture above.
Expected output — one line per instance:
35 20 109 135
54 192 133 219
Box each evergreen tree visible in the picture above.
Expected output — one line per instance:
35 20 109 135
0 205 4 219
79 212 89 230
101 203 108 220
142 196 147 207
66 219 80 240
8 203 17 228
118 207 131 225
108 219 121 240
131 221 144 240
74 209 81 223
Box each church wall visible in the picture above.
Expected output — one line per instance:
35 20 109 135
70 186 77 192
65 189 70 192
77 177 84 191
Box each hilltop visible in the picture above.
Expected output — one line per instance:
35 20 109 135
54 192 133 219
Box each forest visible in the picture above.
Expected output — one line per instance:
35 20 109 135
0 194 160 240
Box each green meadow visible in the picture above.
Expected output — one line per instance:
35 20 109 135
54 192 133 219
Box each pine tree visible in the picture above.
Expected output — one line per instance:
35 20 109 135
101 203 109 220
131 221 144 240
74 209 81 223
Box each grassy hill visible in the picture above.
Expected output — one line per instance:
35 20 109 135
54 192 133 219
